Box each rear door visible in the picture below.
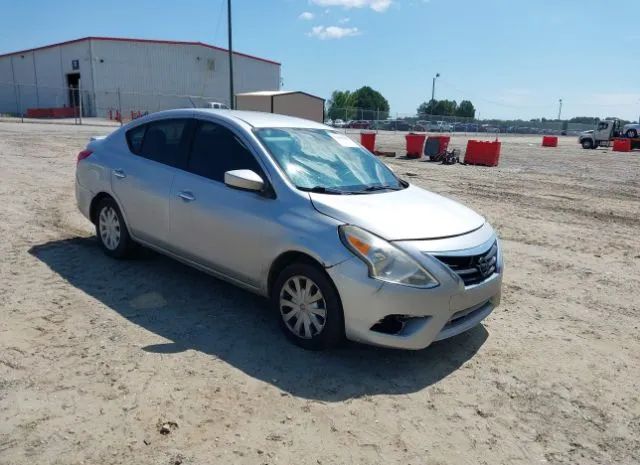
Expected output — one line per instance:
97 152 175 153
110 118 190 248
169 119 277 287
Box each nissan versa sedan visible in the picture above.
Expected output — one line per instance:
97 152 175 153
76 109 503 350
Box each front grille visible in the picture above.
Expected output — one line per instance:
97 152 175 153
434 242 498 286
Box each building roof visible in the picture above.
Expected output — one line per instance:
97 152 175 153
236 90 325 101
0 36 280 66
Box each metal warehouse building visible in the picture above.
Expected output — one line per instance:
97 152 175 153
0 36 281 118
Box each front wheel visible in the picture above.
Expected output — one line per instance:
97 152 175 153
581 139 594 149
272 263 345 350
626 129 638 138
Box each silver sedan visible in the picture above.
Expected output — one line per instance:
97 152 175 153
76 109 503 350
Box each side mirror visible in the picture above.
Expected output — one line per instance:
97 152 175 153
224 169 264 192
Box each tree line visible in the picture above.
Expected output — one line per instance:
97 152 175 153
416 99 476 118
326 86 629 124
326 85 477 120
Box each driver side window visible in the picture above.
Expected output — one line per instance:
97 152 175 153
186 121 263 182
597 122 608 130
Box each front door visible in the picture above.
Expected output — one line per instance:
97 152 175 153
169 120 277 287
595 121 612 142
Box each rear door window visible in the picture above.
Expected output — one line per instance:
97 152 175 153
126 124 146 154
127 119 189 167
186 121 263 182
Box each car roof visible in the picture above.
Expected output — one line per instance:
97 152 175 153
193 109 328 129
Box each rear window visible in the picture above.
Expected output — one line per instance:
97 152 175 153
125 119 189 167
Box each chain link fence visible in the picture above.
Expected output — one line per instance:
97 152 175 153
0 82 231 127
1 81 597 135
326 107 596 136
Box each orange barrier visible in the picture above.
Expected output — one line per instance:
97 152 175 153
26 107 78 118
360 131 376 153
542 136 558 147
464 140 501 166
612 139 631 152
405 133 426 158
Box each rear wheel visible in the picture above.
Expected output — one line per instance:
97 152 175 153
272 263 344 350
626 129 638 138
95 197 134 258
581 138 594 149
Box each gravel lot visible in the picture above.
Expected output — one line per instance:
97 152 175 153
1 122 638 465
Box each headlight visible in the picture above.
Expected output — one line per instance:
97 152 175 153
339 225 439 288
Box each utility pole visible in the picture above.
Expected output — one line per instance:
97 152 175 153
431 73 440 102
227 0 234 109
557 98 563 120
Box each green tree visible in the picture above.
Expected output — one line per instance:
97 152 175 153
417 99 437 116
456 100 476 118
327 90 356 120
417 99 462 117
327 86 390 120
351 86 390 119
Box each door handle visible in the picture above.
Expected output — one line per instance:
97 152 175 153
178 190 195 202
113 169 126 179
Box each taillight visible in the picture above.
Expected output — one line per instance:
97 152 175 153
77 149 93 164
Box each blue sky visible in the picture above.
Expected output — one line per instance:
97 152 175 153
1 0 639 120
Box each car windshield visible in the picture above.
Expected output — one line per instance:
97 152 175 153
255 128 404 194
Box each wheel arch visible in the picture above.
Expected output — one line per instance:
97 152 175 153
267 251 338 299
89 192 128 226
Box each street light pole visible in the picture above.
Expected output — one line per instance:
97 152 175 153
431 73 440 102
227 0 234 109
557 98 563 120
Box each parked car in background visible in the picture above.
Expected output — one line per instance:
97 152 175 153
382 119 411 131
412 120 429 131
347 120 371 129
623 122 639 138
75 109 502 350
435 121 454 132
204 102 229 110
333 119 345 128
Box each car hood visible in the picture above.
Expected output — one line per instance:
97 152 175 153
581 130 594 135
310 184 485 241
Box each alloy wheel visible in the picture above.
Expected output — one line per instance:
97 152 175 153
279 275 327 339
99 206 121 251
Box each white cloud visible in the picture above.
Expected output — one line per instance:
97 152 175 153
298 11 315 20
338 17 351 23
308 25 361 40
310 0 392 12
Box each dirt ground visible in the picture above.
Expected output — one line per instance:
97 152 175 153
1 122 638 465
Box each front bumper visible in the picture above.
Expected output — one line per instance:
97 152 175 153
327 227 503 350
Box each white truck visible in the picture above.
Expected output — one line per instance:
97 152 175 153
578 119 640 149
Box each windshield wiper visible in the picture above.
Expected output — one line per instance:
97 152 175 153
297 186 350 195
361 184 403 192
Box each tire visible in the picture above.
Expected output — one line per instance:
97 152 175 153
581 139 594 149
95 197 134 258
271 262 345 350
626 129 638 138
